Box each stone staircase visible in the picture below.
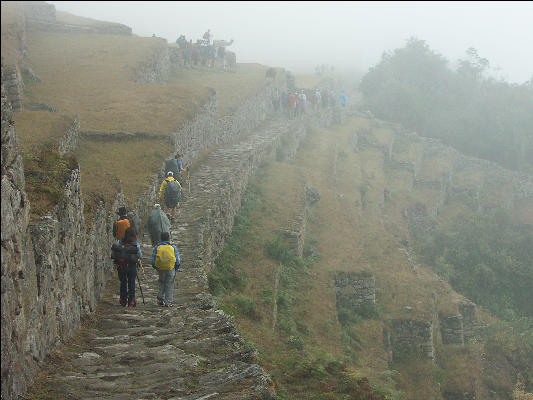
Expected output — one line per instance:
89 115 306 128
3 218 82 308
26 116 307 399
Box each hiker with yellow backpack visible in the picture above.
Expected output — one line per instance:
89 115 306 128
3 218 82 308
158 172 182 219
151 232 181 307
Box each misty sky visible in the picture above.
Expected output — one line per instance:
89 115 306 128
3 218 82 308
49 1 533 83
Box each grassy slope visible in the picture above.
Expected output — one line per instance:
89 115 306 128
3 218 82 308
213 112 532 398
3 1 273 216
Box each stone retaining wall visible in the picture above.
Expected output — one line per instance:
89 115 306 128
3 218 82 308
384 319 435 362
57 115 80 155
2 65 23 111
1 65 338 398
334 272 376 311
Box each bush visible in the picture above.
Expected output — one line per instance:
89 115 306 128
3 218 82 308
232 294 260 319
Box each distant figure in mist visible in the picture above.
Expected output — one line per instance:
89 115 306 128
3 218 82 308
339 91 348 107
203 29 212 44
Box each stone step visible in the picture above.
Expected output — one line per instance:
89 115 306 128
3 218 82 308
26 115 302 400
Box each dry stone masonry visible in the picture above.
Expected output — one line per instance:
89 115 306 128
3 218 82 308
20 104 337 400
2 65 23 111
2 57 339 398
384 319 435 363
334 272 376 312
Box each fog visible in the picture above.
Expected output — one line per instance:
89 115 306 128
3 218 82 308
49 1 533 83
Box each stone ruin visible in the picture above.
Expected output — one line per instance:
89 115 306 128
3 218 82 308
334 272 376 311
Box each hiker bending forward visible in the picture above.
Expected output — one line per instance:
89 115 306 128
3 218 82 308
111 227 142 307
158 171 182 218
145 203 171 246
152 232 181 307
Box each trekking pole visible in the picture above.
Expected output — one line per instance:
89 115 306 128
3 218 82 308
136 273 145 305
187 167 191 194
138 259 146 276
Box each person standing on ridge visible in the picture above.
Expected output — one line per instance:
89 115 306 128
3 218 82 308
152 231 181 307
111 227 142 307
145 203 171 246
113 206 137 241
339 90 348 107
203 29 212 44
158 171 182 218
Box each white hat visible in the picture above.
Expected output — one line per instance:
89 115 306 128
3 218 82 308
154 203 161 209
167 171 173 176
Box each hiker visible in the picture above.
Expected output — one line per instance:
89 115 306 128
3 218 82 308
281 91 289 115
158 171 182 218
164 154 186 184
111 227 142 307
339 90 348 107
203 29 212 44
288 91 297 119
152 231 181 307
315 89 321 110
113 206 137 241
145 203 171 246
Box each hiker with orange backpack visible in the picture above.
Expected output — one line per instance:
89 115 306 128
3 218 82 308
152 232 181 307
113 206 137 241
111 227 142 307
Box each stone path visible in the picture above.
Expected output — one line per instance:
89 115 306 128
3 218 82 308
27 116 304 400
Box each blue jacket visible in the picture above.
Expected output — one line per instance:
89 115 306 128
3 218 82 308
152 241 181 269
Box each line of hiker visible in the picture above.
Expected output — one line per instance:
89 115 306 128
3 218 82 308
271 87 348 119
110 152 187 308
111 204 181 308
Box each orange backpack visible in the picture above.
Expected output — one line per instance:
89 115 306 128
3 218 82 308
115 218 130 240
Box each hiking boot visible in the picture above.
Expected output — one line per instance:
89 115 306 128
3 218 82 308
128 299 136 308
157 296 164 306
164 302 173 308
120 297 127 307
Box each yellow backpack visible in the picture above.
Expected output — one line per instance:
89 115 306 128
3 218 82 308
155 244 176 270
